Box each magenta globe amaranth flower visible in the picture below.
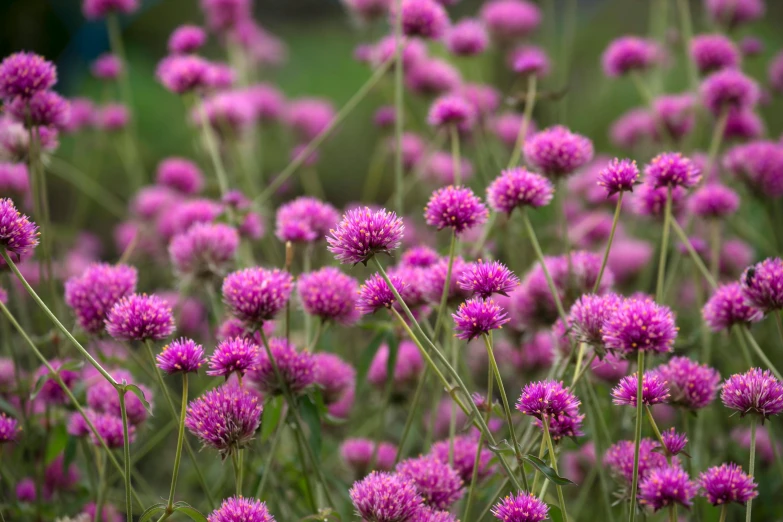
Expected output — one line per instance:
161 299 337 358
297 267 359 324
394 0 449 39
169 222 239 279
168 25 207 55
602 36 661 77
430 435 494 483
358 273 406 315
156 55 211 94
82 0 139 19
510 45 550 78
524 125 594 178
610 108 656 149
340 438 397 475
222 267 294 324
655 356 721 410
396 455 464 510
653 94 696 141
427 94 476 133
7 90 70 129
706 0 764 28
312 352 355 404
700 69 760 116
699 462 758 506
368 341 423 390
91 411 136 448
741 258 783 313
516 379 581 421
0 198 39 259
185 383 262 457
207 496 275 522
0 52 56 99
723 141 783 198
612 371 670 407
445 19 488 56
0 413 19 443
597 158 639 196
105 293 176 342
251 337 315 396
328 207 404 265
286 97 334 141
639 465 698 511
703 283 763 332
349 471 423 522
568 292 621 347
644 152 701 189
458 260 519 298
691 34 741 74
208 337 259 379
424 185 488 234
486 168 554 213
275 196 339 243
661 427 688 456
479 0 541 43
414 508 457 522
156 157 205 195
604 438 668 484
156 338 205 374
91 53 122 81
491 492 549 522
453 297 510 340
721 368 783 419
64 263 138 334
688 183 739 218
602 296 677 354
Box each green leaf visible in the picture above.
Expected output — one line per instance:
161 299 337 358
523 454 576 486
298 395 322 457
355 328 390 393
487 439 516 455
260 396 284 442
125 384 153 417
30 373 50 400
547 503 565 522
173 502 208 522
137 503 166 522
0 396 20 417
58 360 85 373
45 424 68 465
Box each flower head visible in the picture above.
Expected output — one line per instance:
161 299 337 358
395 0 449 39
340 438 397 475
700 69 760 116
491 492 549 522
64 263 138 334
156 157 205 195
207 496 275 522
655 356 721 410
275 196 339 244
480 0 541 43
222 267 294 324
91 53 122 81
644 152 701 189
6 89 70 128
358 273 406 315
368 341 423 390
156 55 211 94
721 367 783 419
653 94 696 141
424 185 488 234
105 293 176 342
401 245 439 268
691 34 741 74
83 0 138 19
703 282 763 332
250 337 315 396
413 508 457 522
453 297 510 340
168 25 207 54
156 338 205 374
396 455 464 510
169 223 239 278
597 158 639 196
33 359 79 405
510 45 550 77
427 94 476 132
661 428 688 456
185 383 262 457
705 0 764 28
0 413 19 443
639 465 698 511
208 337 259 378
568 293 622 347
445 19 488 56
431 435 494 483
632 182 687 219
602 296 677 354
91 411 136 448
459 260 519 298
312 352 355 404
741 258 783 313
604 438 668 484
297 267 359 324
486 167 555 213
328 207 404 265
524 125 594 178
0 52 56 99
699 463 758 506
602 36 661 77
349 471 424 522
612 371 670 407
688 183 739 218
517 379 581 420
0 197 39 259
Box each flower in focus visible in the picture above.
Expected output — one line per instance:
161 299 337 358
524 125 594 178
661 428 688 456
208 337 259 379
568 293 622 348
486 167 555 213
349 471 423 522
491 491 549 522
207 496 275 522
424 185 488 234
156 338 205 375
740 258 783 313
453 297 509 340
0 197 39 259
357 272 406 315
327 207 404 265
612 371 670 407
105 293 176 342
396 455 464 510
458 260 519 298
638 465 698 511
721 368 783 419
644 152 701 189
222 267 294 324
602 296 677 354
698 462 758 506
597 158 639 196
0 52 56 99
250 337 315 396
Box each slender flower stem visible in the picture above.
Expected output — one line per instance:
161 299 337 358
644 405 667 456
47 157 125 218
719 504 728 522
746 417 757 522
118 390 133 522
394 0 404 215
582 380 617 522
448 336 458 466
255 407 289 498
433 232 457 339
292 423 318 510
656 187 673 302
706 108 730 175
395 368 429 464
508 75 537 168
593 193 624 293
742 326 783 380
669 504 678 522
463 362 493 521
541 416 569 522
733 326 755 368
629 350 646 522
531 435 546 493
774 312 783 350
676 0 699 92
197 98 231 198
450 125 462 186
232 449 244 496
571 343 587 388
670 219 718 289
157 374 189 521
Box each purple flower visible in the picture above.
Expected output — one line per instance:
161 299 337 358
524 125 594 178
327 207 404 265
612 371 670 407
91 53 123 81
639 465 698 511
207 496 275 522
395 0 449 39
510 45 550 78
401 246 439 268
590 351 630 382
208 337 259 379
688 183 739 219
723 109 764 140
350 471 423 522
343 0 391 23
312 352 355 404
286 97 334 141
156 55 211 94
491 112 537 149
251 337 315 396
691 34 741 74
721 368 783 419
396 455 464 510
406 58 462 97
459 260 520 298
445 19 488 56
156 157 205 195
655 356 721 410
430 435 494 483
82 501 122 522
491 492 549 522
604 438 668 484
0 413 19 443
0 52 56 99
6 90 70 128
88 374 152 426
644 152 701 189
297 267 359 324
741 258 783 313
185 383 262 457
0 162 29 197
632 182 687 219
700 69 760 116
413 508 457 522
91 411 136 448
480 0 541 43
460 83 501 119
358 272 406 315
427 94 476 132
703 283 763 332
597 158 639 197
453 297 510 340
724 141 783 198
705 0 764 28
740 36 764 57
602 36 661 77
169 223 239 278
568 293 622 347
661 427 688 456
82 0 138 19
424 185 488 234
653 94 696 141
340 438 397 475
222 267 294 324
771 51 783 94
610 108 656 149
200 0 250 31
368 340 424 390
699 462 758 506
96 103 130 131
168 25 207 54
64 263 138 334
517 379 581 421
275 196 339 243
105 293 176 342
602 296 677 354
156 338 205 375
486 167 555 213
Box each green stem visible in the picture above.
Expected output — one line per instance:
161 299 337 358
197 97 231 198
733 326 755 368
742 326 783 380
157 374 189 521
292 421 318 510
95 451 107 522
582 381 617 522
774 312 783 350
705 108 730 176
629 350 646 522
644 405 667 458
232 449 244 496
450 125 462 186
255 407 288 498
47 156 125 218
118 389 133 522
669 504 677 522
542 416 569 522
670 219 718 289
433 232 457 340
593 193 624 293
676 0 699 92
462 361 493 521
656 187 673 302
394 367 429 464
719 504 728 522
507 75 537 168
393 1 404 215
531 435 546 493
746 417 756 522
